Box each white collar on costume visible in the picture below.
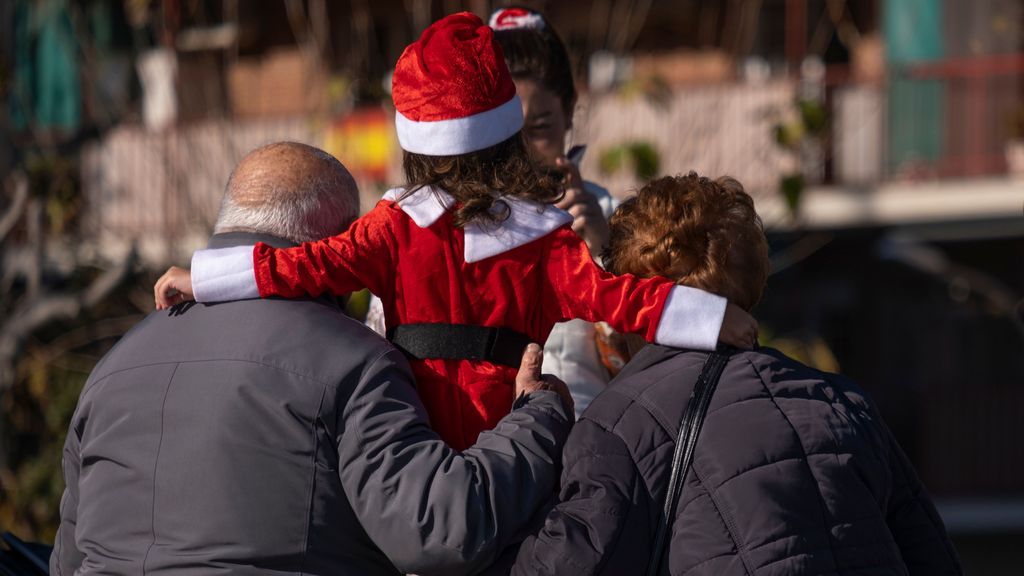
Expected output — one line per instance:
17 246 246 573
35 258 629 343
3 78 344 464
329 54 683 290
382 187 573 263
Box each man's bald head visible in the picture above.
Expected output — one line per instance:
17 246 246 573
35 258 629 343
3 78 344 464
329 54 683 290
214 142 359 243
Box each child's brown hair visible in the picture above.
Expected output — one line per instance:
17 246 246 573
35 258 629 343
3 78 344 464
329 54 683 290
402 132 564 227
604 172 770 311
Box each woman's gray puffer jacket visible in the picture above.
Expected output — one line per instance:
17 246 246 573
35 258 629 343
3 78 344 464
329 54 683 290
512 345 962 575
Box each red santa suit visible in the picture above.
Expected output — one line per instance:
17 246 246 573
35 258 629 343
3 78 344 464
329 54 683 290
191 186 726 450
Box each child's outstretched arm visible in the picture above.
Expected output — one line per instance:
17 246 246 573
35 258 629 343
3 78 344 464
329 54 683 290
158 203 397 306
542 227 757 349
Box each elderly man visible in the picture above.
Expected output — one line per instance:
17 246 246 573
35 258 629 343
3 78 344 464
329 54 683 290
51 142 573 576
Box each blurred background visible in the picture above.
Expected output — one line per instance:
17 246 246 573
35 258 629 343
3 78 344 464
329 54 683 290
0 0 1021 572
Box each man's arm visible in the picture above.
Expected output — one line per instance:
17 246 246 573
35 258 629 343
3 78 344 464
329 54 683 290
50 422 85 575
337 347 573 576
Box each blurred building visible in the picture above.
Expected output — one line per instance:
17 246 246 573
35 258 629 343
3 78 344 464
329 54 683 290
2 0 1023 558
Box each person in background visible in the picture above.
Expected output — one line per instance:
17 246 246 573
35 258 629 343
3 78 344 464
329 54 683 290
491 6 616 417
510 172 962 575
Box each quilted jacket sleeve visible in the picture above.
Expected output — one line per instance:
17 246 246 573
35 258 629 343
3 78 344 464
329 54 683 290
884 426 963 575
511 418 651 576
337 349 573 576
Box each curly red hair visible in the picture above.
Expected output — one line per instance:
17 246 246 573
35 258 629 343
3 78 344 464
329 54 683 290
604 172 769 311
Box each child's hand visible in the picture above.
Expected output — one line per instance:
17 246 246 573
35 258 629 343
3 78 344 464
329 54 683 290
154 266 195 310
718 303 759 349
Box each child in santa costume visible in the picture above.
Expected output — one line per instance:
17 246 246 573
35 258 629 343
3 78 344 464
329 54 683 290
155 12 757 451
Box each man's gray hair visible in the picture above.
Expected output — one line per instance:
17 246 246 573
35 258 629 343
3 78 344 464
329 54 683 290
213 142 360 243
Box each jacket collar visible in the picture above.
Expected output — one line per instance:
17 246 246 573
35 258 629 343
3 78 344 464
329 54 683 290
382 186 572 263
204 232 342 308
207 232 297 250
615 343 750 382
614 344 688 382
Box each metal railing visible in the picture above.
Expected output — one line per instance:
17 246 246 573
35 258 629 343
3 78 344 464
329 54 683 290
898 52 1024 178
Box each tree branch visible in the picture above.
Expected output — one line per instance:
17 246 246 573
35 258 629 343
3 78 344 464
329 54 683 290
24 197 43 302
0 173 29 244
0 247 136 390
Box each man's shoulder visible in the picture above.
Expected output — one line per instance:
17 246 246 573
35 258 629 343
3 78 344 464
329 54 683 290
87 298 396 390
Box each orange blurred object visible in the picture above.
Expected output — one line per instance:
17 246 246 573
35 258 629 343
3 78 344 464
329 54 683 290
324 107 395 183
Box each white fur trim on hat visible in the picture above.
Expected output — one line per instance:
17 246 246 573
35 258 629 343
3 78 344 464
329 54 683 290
395 95 524 155
489 9 546 31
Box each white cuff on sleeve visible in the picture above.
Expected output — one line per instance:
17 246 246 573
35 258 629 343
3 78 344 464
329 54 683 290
653 285 728 351
191 246 259 303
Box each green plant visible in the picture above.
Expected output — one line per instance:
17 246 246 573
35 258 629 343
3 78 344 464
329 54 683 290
0 272 145 541
0 359 86 541
798 99 828 137
772 98 829 219
780 174 805 215
599 141 661 182
0 158 138 540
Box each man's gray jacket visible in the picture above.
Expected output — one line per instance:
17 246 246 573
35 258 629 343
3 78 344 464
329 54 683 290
51 232 572 576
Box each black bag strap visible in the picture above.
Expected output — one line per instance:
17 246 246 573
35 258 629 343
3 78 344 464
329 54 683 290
387 323 533 369
645 350 731 576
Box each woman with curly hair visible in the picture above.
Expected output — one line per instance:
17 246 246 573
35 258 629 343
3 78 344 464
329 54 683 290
511 173 961 576
152 14 756 451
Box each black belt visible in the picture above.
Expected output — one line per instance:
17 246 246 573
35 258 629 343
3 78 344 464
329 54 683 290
387 323 533 368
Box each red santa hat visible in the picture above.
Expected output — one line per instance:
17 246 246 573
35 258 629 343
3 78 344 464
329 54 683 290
489 7 546 31
392 12 523 156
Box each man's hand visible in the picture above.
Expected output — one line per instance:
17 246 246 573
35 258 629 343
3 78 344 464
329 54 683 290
553 158 609 255
154 266 195 310
718 302 759 349
515 343 574 415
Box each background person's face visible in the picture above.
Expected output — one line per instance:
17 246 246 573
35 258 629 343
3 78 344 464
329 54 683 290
515 78 569 167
